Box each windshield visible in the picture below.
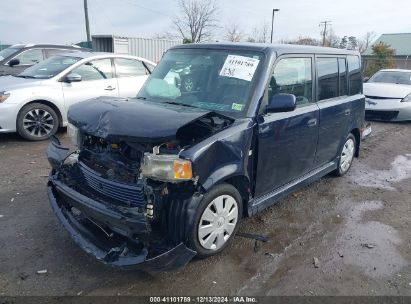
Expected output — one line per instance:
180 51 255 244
0 47 21 61
369 71 411 85
18 55 81 79
137 48 264 118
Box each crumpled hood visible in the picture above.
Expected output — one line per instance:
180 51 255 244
364 82 411 99
0 75 45 91
68 97 213 142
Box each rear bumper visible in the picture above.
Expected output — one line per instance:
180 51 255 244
47 137 197 271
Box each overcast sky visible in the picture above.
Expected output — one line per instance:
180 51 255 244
1 0 410 45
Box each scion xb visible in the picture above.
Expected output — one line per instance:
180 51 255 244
47 43 365 271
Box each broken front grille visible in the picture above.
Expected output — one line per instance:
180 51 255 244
79 161 145 207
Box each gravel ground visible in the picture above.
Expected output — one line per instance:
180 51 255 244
0 121 410 296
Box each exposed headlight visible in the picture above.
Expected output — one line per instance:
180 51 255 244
141 154 193 182
401 93 411 102
67 123 81 146
0 91 10 103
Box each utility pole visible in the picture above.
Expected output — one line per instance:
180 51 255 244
84 0 91 48
270 9 280 44
320 21 331 46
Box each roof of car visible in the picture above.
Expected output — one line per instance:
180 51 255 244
10 44 86 50
59 51 156 64
171 42 360 56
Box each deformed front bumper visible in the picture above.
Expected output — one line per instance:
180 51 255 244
47 137 196 271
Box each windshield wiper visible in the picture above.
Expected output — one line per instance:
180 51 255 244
162 101 198 109
14 75 37 79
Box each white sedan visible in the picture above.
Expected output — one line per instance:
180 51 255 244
0 52 155 140
364 69 411 121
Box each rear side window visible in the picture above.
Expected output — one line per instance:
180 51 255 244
348 55 361 95
339 58 347 96
115 58 149 77
270 57 313 105
72 58 113 81
317 57 339 100
14 49 44 65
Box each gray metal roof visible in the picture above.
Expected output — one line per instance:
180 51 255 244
363 33 411 56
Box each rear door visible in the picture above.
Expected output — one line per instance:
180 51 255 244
62 58 118 110
114 58 151 97
314 56 352 166
255 55 319 197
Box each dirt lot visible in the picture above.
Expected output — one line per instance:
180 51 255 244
0 122 410 296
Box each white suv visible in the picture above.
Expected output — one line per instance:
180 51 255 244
0 52 155 140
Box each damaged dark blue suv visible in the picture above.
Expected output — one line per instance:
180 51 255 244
47 43 365 271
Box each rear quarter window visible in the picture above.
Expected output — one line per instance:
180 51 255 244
348 55 362 95
317 57 339 100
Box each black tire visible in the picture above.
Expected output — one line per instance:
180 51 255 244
188 183 243 258
333 133 356 177
17 103 59 141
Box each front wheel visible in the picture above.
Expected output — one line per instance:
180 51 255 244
16 103 59 141
334 133 356 176
189 184 242 258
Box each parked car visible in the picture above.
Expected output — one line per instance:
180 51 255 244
47 43 365 271
364 69 411 121
0 44 90 76
0 52 156 140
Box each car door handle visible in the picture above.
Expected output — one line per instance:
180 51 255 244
307 118 317 127
104 86 116 91
344 109 351 116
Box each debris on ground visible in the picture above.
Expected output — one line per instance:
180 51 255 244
18 272 29 280
265 252 277 258
338 251 344 258
313 257 320 268
237 232 270 242
77 291 83 296
29 161 36 164
10 198 14 202
36 269 48 274
254 240 261 252
361 243 377 249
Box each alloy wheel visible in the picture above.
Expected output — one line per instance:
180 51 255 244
23 108 55 138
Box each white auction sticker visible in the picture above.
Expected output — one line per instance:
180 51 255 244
219 55 260 81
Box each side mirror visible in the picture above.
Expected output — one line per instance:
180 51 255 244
266 93 296 113
363 77 370 83
8 58 20 67
64 73 82 83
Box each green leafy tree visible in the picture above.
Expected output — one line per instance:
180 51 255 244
365 42 396 76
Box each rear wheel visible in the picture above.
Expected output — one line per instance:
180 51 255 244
17 103 59 141
189 184 242 258
334 133 356 176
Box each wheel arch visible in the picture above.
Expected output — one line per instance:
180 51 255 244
350 127 361 157
17 100 63 127
220 175 250 217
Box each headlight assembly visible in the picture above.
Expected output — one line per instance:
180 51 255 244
141 153 193 182
67 123 81 146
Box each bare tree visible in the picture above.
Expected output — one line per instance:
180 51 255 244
280 36 321 46
247 21 270 43
358 31 377 54
173 0 219 43
224 23 244 42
